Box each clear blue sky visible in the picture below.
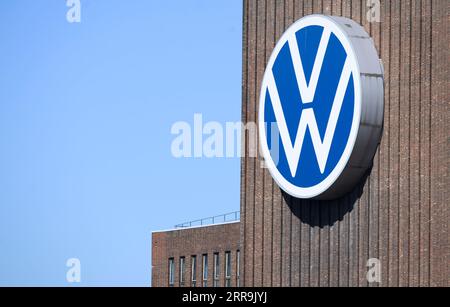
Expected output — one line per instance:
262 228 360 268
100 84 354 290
0 1 242 286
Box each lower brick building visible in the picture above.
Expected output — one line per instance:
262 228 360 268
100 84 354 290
152 221 241 287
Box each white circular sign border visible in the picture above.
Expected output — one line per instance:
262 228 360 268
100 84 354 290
258 14 362 199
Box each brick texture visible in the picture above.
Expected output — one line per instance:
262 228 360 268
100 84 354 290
152 222 241 287
241 0 449 287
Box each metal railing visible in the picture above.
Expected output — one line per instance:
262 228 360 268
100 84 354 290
174 211 240 229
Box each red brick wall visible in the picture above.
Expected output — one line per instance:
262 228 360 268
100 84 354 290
240 0 449 287
152 222 241 287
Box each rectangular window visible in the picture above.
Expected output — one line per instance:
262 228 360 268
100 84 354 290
168 258 175 287
191 255 197 287
236 250 240 287
225 251 231 287
179 257 185 286
213 253 220 287
202 254 208 287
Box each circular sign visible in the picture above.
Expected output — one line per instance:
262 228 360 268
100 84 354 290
259 15 384 200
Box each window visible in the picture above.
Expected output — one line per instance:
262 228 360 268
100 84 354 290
191 255 197 287
225 251 231 287
179 257 185 286
213 253 220 287
236 250 240 287
168 258 175 287
202 254 208 287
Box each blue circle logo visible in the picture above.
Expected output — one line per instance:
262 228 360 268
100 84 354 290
259 15 368 199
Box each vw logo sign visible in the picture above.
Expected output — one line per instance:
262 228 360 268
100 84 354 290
259 15 384 200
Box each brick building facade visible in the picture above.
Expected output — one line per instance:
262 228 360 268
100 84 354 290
240 0 448 287
152 222 241 287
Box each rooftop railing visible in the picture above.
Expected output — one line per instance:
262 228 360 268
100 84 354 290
174 211 240 229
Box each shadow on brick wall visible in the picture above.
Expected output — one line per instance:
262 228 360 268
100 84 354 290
282 168 370 228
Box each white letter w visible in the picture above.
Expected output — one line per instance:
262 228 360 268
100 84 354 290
266 29 352 177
